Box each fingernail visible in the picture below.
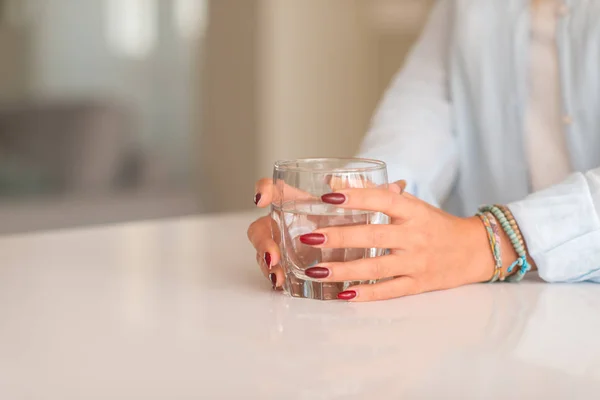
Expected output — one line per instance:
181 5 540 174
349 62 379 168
299 233 326 245
264 252 272 269
305 267 330 279
321 193 346 205
269 273 277 289
254 193 262 206
337 290 357 300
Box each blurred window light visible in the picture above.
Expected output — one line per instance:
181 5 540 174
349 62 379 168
106 0 157 58
174 0 208 39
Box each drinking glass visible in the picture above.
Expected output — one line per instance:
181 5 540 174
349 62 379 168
271 158 389 300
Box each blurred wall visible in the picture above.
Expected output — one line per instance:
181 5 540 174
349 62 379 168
200 0 259 212
0 26 30 102
201 0 434 213
257 0 379 178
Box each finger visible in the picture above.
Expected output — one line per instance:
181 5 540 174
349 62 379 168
389 180 407 194
306 254 418 282
256 252 268 276
256 253 284 290
321 186 417 219
327 174 390 191
306 224 412 249
339 276 420 302
254 178 315 208
254 178 275 208
271 267 285 290
247 216 281 268
327 174 379 190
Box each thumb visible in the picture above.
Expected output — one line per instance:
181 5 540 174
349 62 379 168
389 180 407 195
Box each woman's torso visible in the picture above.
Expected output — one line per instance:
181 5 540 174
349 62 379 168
445 0 600 215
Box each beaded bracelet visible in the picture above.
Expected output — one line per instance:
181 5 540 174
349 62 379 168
498 205 525 248
498 205 532 282
481 205 530 282
485 211 506 281
479 205 531 282
476 211 502 283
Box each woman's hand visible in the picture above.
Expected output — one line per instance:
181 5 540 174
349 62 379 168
247 178 286 290
247 176 377 290
301 181 515 302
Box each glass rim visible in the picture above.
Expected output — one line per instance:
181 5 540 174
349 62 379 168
273 157 386 173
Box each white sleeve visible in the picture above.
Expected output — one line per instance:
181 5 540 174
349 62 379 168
358 1 458 207
509 167 600 283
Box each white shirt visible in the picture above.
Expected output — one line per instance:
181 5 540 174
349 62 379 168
525 0 572 191
358 0 600 283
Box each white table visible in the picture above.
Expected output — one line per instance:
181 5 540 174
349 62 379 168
0 212 599 399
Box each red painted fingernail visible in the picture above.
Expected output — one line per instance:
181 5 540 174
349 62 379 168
264 252 272 269
299 233 326 245
269 273 277 289
254 193 262 206
337 290 357 300
321 193 346 205
305 267 330 279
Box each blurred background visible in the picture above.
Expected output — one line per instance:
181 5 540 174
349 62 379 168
0 0 433 234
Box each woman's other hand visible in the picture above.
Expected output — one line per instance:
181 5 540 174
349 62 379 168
247 175 374 291
247 178 285 290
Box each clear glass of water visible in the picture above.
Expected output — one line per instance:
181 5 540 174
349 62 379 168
271 158 389 300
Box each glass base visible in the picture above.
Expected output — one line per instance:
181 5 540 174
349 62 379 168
283 272 374 300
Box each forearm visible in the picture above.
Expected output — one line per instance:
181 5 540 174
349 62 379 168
358 0 457 207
